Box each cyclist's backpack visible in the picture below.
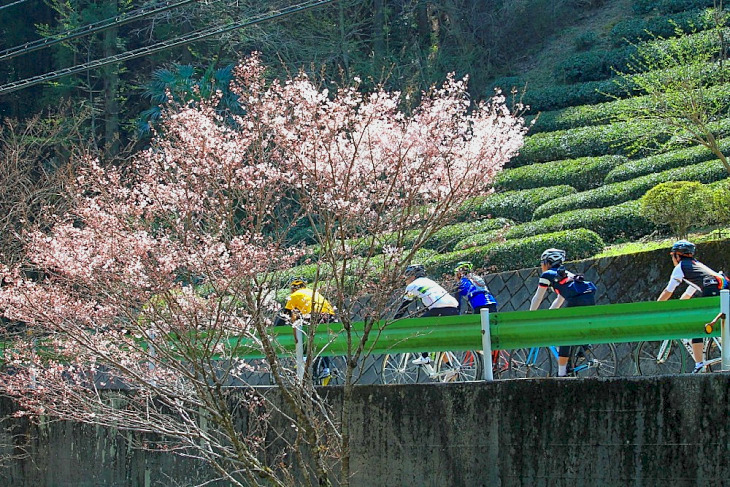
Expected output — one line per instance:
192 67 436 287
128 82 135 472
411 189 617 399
466 273 491 296
557 272 597 299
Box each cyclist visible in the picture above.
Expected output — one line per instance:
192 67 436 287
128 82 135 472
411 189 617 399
394 264 459 365
529 248 597 377
454 261 497 314
281 277 336 379
657 239 730 373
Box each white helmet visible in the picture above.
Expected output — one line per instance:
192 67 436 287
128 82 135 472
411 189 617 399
540 248 566 266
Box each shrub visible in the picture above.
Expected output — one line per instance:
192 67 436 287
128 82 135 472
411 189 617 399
531 82 730 134
510 120 667 167
533 159 729 219
521 79 633 113
554 45 638 83
423 228 605 275
605 139 730 183
505 200 662 243
453 228 507 251
633 0 716 15
708 178 730 228
496 155 627 192
640 181 711 238
456 186 577 223
611 9 711 46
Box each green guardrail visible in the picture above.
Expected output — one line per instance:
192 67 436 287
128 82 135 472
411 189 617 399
222 295 725 358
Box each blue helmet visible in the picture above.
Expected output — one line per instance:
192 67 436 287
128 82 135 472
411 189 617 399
671 240 695 256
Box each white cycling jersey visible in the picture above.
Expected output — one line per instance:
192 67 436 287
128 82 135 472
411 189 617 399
403 277 458 309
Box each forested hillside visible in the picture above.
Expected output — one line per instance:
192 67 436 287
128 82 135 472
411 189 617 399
1 0 729 276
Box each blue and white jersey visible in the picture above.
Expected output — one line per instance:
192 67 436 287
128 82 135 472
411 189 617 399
457 275 497 311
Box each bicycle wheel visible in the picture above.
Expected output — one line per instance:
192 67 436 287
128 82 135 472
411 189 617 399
635 340 687 376
507 348 554 378
491 350 511 379
572 343 617 377
705 337 723 372
381 353 420 384
435 350 483 382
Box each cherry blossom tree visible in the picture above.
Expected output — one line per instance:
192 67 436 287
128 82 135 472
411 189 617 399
0 55 526 486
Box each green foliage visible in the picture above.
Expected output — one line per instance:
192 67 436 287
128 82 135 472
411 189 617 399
610 8 713 46
605 140 730 182
423 228 605 275
640 181 710 238
611 21 730 173
534 159 730 218
531 82 730 134
554 45 638 83
496 155 626 192
708 179 730 227
633 0 716 15
455 186 577 223
453 229 507 251
521 79 633 113
574 31 600 51
505 200 661 243
510 120 668 167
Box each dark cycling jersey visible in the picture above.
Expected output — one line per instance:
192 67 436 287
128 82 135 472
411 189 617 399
538 266 596 304
666 257 729 297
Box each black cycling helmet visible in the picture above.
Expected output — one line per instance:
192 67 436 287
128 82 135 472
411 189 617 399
288 276 307 290
540 248 566 267
671 239 696 257
403 264 426 279
454 261 473 273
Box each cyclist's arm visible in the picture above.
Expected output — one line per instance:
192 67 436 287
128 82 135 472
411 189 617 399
549 294 565 309
529 286 548 310
394 298 414 319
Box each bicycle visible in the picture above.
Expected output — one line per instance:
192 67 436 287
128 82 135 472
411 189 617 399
507 343 618 378
635 338 721 375
381 350 483 384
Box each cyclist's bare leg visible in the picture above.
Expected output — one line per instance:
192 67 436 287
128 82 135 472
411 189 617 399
693 340 704 370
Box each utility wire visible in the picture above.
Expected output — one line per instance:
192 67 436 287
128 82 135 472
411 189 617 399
0 0 33 12
0 0 340 96
0 0 204 62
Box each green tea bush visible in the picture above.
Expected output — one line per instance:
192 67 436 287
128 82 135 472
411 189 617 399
505 200 661 243
496 155 627 192
423 228 605 275
533 159 729 219
554 46 637 83
455 186 577 223
611 9 710 46
510 120 667 167
604 141 730 183
531 82 730 134
522 79 632 113
633 0 715 15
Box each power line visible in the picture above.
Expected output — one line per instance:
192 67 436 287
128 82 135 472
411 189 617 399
0 0 33 12
0 0 340 96
0 0 204 62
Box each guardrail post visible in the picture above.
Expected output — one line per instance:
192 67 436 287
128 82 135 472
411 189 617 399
295 322 305 382
722 290 730 371
481 308 494 381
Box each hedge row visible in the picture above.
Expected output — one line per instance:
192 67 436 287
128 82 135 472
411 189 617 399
611 8 712 47
555 27 729 84
531 82 730 134
606 138 730 183
633 0 716 15
533 159 729 220
423 228 605 276
504 200 662 243
517 58 730 113
510 120 667 167
455 186 577 223
496 155 627 192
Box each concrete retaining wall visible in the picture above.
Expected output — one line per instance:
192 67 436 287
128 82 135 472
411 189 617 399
3 374 730 486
